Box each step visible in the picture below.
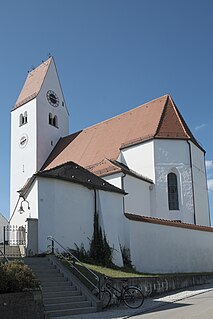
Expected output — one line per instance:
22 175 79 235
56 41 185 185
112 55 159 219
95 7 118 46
45 306 97 318
45 301 91 311
43 295 85 304
42 290 80 299
24 256 98 317
36 273 63 278
42 281 71 287
42 285 77 292
37 275 65 282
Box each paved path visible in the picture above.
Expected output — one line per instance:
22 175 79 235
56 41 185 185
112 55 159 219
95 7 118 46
139 289 213 319
55 283 213 319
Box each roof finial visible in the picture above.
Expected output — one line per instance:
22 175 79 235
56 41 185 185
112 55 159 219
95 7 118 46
48 53 52 58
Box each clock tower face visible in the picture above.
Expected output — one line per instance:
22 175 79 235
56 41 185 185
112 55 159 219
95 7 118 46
46 90 59 107
19 134 28 148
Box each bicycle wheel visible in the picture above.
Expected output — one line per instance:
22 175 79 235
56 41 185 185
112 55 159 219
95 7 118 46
123 286 144 308
101 289 111 309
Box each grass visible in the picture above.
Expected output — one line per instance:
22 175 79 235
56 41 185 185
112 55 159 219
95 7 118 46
81 262 151 278
59 257 213 280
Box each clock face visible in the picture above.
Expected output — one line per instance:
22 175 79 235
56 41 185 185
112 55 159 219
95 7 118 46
46 90 59 107
19 134 28 148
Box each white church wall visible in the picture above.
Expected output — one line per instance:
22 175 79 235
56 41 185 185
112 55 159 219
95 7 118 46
37 178 94 253
36 60 69 171
104 173 122 189
154 139 195 223
128 218 213 273
121 140 155 181
10 99 37 217
189 141 210 226
124 175 151 216
104 173 152 217
97 190 124 267
10 180 38 227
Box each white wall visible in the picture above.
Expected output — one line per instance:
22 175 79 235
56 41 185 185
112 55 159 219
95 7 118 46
36 178 124 266
128 218 213 273
104 173 122 189
189 141 210 226
10 180 38 227
10 99 37 218
97 190 124 266
37 178 94 253
154 139 195 223
104 173 152 217
124 175 151 216
121 141 155 181
37 59 69 170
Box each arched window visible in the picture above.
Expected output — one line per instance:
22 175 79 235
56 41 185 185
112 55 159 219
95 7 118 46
53 115 58 127
49 113 58 128
24 111 28 124
49 113 53 125
19 114 24 126
19 112 28 126
167 172 179 210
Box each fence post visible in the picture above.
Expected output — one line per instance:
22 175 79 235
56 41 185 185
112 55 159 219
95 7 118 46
3 226 6 255
51 239 54 254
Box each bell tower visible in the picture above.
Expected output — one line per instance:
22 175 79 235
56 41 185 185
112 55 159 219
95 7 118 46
10 57 69 220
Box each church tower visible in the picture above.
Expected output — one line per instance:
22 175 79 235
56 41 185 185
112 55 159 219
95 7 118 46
10 57 69 219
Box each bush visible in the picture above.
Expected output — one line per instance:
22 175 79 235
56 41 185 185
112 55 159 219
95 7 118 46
121 246 133 269
0 261 39 293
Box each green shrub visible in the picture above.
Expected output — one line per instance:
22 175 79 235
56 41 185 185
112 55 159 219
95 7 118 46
0 261 39 293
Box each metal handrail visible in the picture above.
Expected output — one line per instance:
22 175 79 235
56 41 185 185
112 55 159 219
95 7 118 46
0 249 9 263
47 236 100 295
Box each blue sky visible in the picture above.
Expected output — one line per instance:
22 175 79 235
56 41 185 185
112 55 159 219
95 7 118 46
1 0 213 222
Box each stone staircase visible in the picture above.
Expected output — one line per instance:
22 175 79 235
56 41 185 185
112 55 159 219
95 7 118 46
24 256 101 318
0 245 22 260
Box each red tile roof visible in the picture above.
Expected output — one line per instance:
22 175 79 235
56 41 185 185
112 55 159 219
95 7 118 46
43 95 202 175
13 57 52 110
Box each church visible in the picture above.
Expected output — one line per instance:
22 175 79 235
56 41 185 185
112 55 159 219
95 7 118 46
9 57 213 273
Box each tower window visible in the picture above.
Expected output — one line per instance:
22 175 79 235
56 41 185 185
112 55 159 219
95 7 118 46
167 172 179 210
19 112 28 126
48 113 58 128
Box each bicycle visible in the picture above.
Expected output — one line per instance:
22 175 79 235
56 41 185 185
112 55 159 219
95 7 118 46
100 276 144 309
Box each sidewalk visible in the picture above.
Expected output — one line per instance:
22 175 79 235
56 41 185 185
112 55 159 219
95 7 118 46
55 283 213 319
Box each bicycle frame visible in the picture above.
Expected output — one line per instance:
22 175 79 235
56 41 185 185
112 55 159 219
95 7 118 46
105 281 126 303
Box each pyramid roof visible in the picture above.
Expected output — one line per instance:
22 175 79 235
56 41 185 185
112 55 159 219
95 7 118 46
13 57 52 109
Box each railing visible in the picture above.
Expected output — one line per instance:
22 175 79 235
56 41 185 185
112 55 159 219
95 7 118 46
47 236 100 297
0 249 9 263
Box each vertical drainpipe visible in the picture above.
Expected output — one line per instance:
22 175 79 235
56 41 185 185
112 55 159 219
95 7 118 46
203 155 211 226
187 140 196 225
94 188 97 215
121 173 126 214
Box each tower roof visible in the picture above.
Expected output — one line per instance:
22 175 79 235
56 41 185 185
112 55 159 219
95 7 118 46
13 57 52 109
42 95 202 176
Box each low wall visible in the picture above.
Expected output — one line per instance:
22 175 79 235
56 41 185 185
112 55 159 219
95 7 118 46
106 273 213 299
0 290 44 319
125 214 213 273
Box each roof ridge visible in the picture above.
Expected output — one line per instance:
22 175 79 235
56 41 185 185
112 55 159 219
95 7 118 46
154 95 170 136
13 57 53 109
81 94 169 132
